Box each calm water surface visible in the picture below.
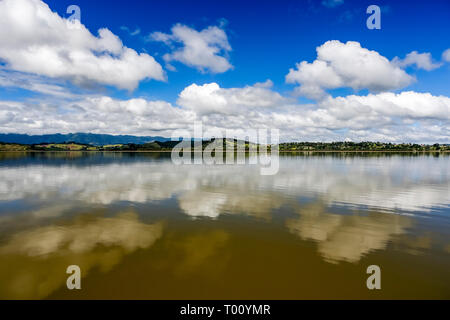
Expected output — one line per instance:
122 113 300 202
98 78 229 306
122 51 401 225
0 152 449 299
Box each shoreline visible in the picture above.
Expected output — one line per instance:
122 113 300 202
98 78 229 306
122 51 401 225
0 150 448 153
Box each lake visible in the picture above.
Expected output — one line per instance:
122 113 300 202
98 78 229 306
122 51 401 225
0 152 449 299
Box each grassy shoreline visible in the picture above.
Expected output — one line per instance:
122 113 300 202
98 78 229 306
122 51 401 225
1 140 448 153
0 150 448 153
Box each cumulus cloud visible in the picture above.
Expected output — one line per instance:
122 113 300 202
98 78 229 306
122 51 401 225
320 91 450 122
392 51 442 71
150 24 232 73
442 48 450 62
0 0 165 90
2 83 449 143
177 83 449 143
177 81 287 115
0 96 196 136
286 40 414 99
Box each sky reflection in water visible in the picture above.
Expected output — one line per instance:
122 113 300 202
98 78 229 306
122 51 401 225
0 152 448 299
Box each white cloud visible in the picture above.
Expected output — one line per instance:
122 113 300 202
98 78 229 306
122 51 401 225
177 82 287 115
150 24 232 73
0 96 196 136
319 91 450 123
286 40 414 99
442 48 450 62
0 68 79 99
392 51 442 71
3 82 448 143
0 0 165 90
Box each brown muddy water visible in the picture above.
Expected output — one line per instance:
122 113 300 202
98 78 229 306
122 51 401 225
0 152 448 299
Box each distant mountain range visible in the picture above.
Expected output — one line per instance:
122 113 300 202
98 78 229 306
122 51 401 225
0 133 171 146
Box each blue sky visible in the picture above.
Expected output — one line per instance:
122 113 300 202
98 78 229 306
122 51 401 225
0 0 449 142
41 0 450 101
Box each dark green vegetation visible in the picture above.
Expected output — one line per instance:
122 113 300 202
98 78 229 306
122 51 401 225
278 141 448 151
0 141 176 151
0 139 448 152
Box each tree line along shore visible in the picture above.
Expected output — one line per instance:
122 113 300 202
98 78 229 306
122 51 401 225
0 140 448 152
